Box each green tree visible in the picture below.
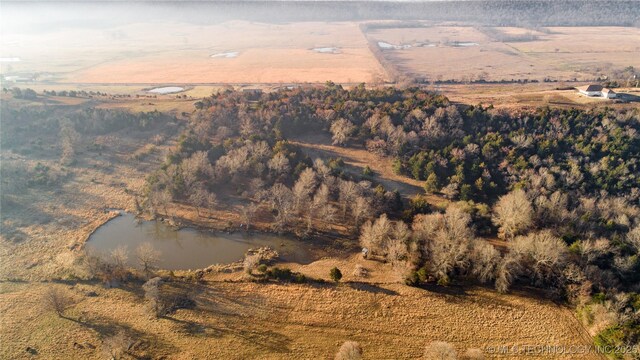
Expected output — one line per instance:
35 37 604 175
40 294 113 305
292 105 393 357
330 267 343 283
392 158 403 175
424 173 440 193
362 166 373 178
460 184 472 201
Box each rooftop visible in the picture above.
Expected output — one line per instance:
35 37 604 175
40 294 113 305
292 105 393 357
577 84 604 92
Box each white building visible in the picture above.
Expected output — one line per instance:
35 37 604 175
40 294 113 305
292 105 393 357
576 84 616 99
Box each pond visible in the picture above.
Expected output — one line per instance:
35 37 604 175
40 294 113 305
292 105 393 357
312 47 340 54
450 42 479 47
377 41 412 50
86 213 314 270
148 86 185 94
210 51 239 58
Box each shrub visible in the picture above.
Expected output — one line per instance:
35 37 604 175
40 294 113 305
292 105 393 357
405 267 430 286
264 267 307 283
142 278 194 317
424 341 457 360
102 330 134 360
330 267 343 283
461 348 485 359
352 264 367 278
594 325 625 359
362 165 373 178
44 287 75 318
335 340 363 360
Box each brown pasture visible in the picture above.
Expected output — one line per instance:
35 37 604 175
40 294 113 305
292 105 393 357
365 26 640 82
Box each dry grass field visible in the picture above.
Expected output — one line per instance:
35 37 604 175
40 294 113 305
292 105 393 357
434 84 640 110
8 22 638 87
1 21 387 84
3 21 638 112
0 259 601 359
365 25 640 82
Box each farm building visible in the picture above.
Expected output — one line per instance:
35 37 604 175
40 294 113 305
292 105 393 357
576 84 616 98
601 88 617 99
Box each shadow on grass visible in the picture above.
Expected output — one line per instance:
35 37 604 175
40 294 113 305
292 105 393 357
345 282 399 296
64 314 178 358
164 315 291 353
49 277 146 298
418 283 468 297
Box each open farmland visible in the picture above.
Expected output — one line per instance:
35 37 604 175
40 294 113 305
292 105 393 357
365 25 640 82
1 21 387 84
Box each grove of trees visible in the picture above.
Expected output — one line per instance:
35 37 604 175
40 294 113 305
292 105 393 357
137 85 639 354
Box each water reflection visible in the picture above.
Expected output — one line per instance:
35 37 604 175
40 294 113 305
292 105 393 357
86 213 312 270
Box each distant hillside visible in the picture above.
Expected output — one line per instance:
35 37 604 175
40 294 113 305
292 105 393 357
4 0 640 33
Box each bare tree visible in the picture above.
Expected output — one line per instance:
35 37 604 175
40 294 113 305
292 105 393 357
313 158 332 181
424 341 457 360
469 240 501 284
152 189 172 217
292 167 317 214
335 341 363 360
359 214 393 257
110 245 129 281
240 203 259 229
44 288 75 318
412 206 475 284
495 252 522 293
310 183 335 230
511 231 568 288
492 189 533 240
206 191 218 211
579 238 612 266
268 153 290 178
440 182 460 200
534 191 570 227
243 253 261 275
386 221 411 266
182 151 213 192
627 224 640 252
249 178 266 198
339 180 359 218
330 118 356 146
268 183 294 229
142 277 164 317
102 330 134 360
189 185 216 217
188 186 207 217
352 264 368 278
81 248 106 280
496 231 567 293
350 196 372 228
136 242 161 273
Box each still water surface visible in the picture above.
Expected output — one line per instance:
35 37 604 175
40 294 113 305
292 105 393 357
86 213 313 270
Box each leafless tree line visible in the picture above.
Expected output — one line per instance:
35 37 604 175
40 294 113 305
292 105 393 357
357 186 639 294
252 159 395 233
81 242 161 286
